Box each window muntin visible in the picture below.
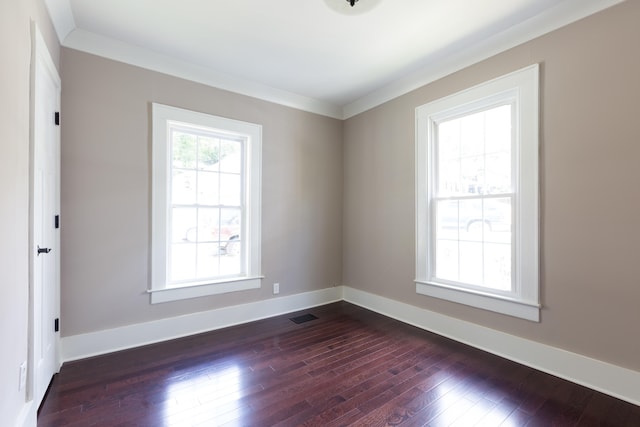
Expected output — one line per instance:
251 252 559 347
432 103 514 294
151 104 262 303
168 124 245 285
415 65 539 321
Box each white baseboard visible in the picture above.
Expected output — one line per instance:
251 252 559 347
61 287 342 362
14 401 35 427
60 285 639 406
343 286 640 406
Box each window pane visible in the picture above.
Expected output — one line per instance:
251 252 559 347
435 239 458 282
484 242 511 291
459 241 483 286
483 198 512 242
435 197 512 290
172 169 196 205
458 198 482 236
436 200 460 240
171 207 197 243
459 113 485 157
198 136 220 171
461 155 485 195
485 152 511 194
219 140 242 173
197 171 219 205
220 208 241 255
172 131 197 169
224 236 241 257
196 243 220 278
438 104 513 197
485 104 512 154
220 253 242 276
170 243 196 282
220 173 241 206
198 208 221 244
438 158 461 197
438 120 460 160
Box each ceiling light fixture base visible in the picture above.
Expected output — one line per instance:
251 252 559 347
324 0 382 15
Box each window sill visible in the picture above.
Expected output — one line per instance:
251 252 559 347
415 280 540 322
149 276 263 304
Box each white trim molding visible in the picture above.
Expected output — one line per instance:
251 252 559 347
150 103 263 303
342 0 625 118
43 0 75 43
60 286 640 406
14 402 36 427
415 281 540 322
148 277 263 304
61 287 343 362
44 0 623 119
415 64 540 322
63 30 343 119
343 286 640 406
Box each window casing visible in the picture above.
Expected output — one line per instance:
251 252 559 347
415 65 539 321
151 104 262 303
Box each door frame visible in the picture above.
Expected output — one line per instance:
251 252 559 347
28 22 61 408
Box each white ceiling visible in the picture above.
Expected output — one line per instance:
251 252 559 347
45 0 623 118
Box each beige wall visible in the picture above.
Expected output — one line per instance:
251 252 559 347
60 49 344 336
343 0 640 372
56 0 639 384
1 1 635 422
0 0 59 424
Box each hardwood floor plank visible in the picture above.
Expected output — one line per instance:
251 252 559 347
379 362 485 426
449 398 498 427
474 397 520 426
38 302 640 426
500 408 533 426
302 342 433 411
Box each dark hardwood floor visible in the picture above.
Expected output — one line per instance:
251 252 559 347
38 302 639 426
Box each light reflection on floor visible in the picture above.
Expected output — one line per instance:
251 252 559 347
427 380 517 426
161 363 248 426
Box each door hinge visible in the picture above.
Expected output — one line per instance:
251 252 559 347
55 215 60 229
54 112 60 126
54 318 59 333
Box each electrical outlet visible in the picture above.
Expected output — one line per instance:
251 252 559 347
19 361 27 391
273 282 280 295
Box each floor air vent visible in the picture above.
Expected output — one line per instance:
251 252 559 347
289 314 318 324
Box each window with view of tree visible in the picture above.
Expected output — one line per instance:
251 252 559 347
170 129 243 282
151 104 262 303
415 65 540 321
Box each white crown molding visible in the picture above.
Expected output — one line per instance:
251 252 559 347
43 0 75 43
62 29 344 119
44 0 624 120
343 286 640 407
342 0 626 118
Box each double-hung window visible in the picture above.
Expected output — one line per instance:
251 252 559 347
151 104 262 303
415 65 539 321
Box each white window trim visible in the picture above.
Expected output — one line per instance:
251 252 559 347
150 103 262 303
415 64 540 322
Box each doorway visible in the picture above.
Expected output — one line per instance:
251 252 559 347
30 23 61 408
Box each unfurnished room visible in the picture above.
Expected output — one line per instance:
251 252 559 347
2 0 640 426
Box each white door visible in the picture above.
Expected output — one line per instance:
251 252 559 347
31 25 61 407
